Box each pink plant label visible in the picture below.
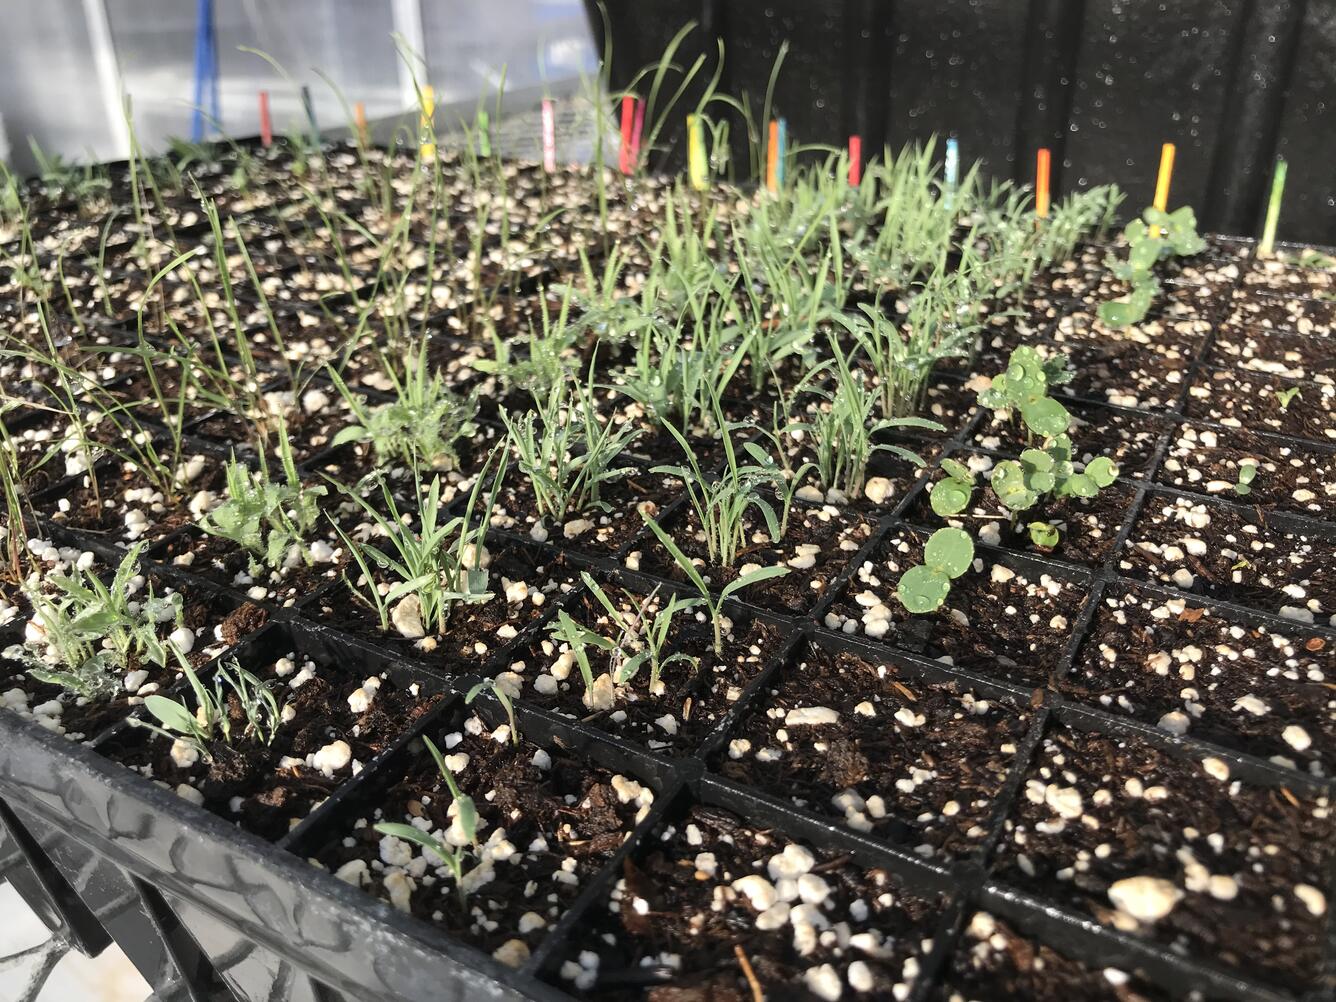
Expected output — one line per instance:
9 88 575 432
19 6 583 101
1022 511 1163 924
541 99 557 172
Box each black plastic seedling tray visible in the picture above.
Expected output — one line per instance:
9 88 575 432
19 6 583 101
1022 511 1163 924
4 232 1336 1002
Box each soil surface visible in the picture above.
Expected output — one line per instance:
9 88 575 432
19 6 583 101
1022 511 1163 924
994 723 1336 995
716 642 1031 860
559 802 944 1000
314 713 649 960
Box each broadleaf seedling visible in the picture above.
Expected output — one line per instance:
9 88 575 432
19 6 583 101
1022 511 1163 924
1234 461 1258 497
897 527 975 614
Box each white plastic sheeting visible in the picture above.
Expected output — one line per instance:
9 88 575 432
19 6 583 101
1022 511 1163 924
0 0 597 173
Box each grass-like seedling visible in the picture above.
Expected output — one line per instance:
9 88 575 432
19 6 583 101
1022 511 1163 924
794 339 941 497
618 275 746 435
836 267 975 421
464 678 520 746
330 340 478 471
374 734 479 907
473 288 580 398
641 510 787 655
501 372 641 523
332 450 507 640
652 419 785 568
897 527 975 613
12 545 181 699
136 658 284 760
0 412 32 585
1034 186 1124 270
547 608 618 709
1098 205 1206 329
581 572 700 693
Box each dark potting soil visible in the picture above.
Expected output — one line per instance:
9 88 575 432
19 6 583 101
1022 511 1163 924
1063 585 1335 773
308 544 571 672
993 723 1336 995
313 717 648 962
153 529 345 607
1157 424 1336 521
1185 368 1336 443
1208 325 1336 380
1245 258 1336 296
1226 290 1335 337
1120 495 1336 618
560 803 944 1001
1046 335 1201 411
48 460 230 543
716 643 1031 860
938 911 1174 1002
491 465 681 559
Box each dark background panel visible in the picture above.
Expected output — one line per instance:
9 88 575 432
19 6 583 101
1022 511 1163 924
587 0 1334 245
1063 0 1248 215
719 0 854 171
884 0 1030 177
1273 3 1336 244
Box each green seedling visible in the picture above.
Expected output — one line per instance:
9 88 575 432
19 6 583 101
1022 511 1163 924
1234 461 1258 496
330 341 478 471
1098 205 1205 329
581 572 700 692
791 339 940 497
1275 386 1302 412
136 658 284 761
200 438 326 576
374 735 479 907
651 418 786 569
977 346 1074 440
14 545 181 699
501 373 641 523
465 679 519 745
331 450 507 638
929 458 977 518
1028 521 1061 549
641 511 787 655
546 608 617 709
897 527 975 614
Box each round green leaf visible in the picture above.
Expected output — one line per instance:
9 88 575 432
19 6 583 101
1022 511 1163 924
897 565 950 614
1026 469 1056 494
939 458 974 483
1065 473 1097 498
1028 521 1060 548
930 479 972 517
1085 456 1118 488
1020 448 1054 472
1047 434 1073 465
1019 397 1070 438
924 527 974 579
992 462 1037 510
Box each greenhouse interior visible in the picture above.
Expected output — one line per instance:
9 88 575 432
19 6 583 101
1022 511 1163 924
1 1 1334 1001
